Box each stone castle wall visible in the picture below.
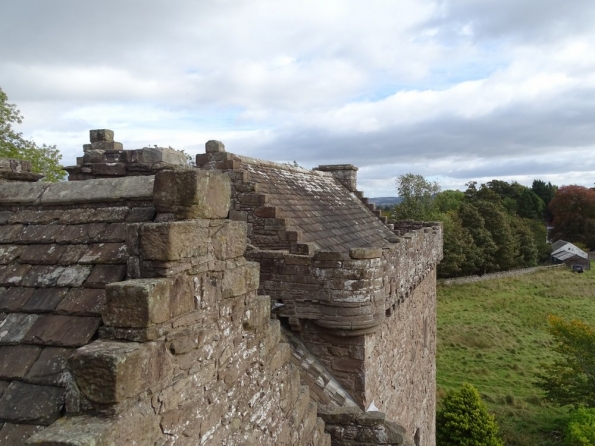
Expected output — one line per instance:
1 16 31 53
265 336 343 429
0 130 441 445
0 161 329 444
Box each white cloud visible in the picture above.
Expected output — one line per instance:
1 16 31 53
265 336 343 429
1 0 595 197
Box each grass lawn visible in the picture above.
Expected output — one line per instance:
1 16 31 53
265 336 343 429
437 264 595 446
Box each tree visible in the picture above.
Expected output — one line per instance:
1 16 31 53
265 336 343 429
436 383 504 446
458 203 497 274
0 87 65 181
532 179 558 221
392 173 440 221
434 190 465 213
437 211 482 278
549 186 595 249
535 316 595 408
566 407 595 446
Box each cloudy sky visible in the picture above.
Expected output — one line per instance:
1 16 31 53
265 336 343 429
2 0 595 196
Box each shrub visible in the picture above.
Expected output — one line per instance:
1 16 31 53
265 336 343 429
566 407 595 446
436 383 504 446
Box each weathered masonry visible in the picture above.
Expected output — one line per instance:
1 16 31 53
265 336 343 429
0 130 442 446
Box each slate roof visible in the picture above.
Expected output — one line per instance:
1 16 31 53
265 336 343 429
0 177 155 438
550 240 568 252
240 160 397 252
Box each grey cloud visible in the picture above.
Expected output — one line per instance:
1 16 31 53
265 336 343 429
426 0 595 43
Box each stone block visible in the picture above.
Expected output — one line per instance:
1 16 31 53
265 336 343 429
82 149 104 164
71 340 165 404
104 279 172 328
205 140 225 153
140 221 209 261
211 220 246 260
126 147 187 165
90 129 114 143
91 163 127 176
243 295 270 330
92 141 123 151
153 169 231 219
0 182 48 205
349 247 382 259
40 176 154 205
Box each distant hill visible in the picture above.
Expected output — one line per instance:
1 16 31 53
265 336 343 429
369 197 402 207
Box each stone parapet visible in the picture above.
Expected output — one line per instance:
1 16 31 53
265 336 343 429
319 407 413 446
0 158 44 183
65 129 189 180
249 222 442 336
25 167 329 445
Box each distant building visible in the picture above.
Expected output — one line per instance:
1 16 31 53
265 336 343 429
551 240 591 270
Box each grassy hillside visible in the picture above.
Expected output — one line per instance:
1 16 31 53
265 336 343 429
437 265 595 446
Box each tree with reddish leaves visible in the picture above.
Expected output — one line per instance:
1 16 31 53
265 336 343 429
549 185 595 249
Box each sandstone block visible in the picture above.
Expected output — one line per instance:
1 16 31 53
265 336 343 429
205 140 225 153
104 279 172 328
92 141 123 151
40 176 154 205
91 162 126 176
140 221 209 261
0 182 48 205
89 129 114 143
153 169 231 219
211 220 246 260
349 247 382 259
243 295 270 330
82 150 104 164
71 340 165 404
125 147 187 165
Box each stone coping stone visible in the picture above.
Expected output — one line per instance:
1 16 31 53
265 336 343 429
0 176 155 206
40 176 155 205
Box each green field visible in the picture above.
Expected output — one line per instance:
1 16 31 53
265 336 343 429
437 265 595 446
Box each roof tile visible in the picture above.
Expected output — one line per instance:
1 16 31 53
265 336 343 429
0 314 39 345
22 288 68 313
24 315 101 347
0 381 64 425
0 287 35 312
56 288 106 316
0 422 45 445
0 345 42 380
84 264 127 288
25 347 75 386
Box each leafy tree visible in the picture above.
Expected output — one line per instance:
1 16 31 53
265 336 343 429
549 186 595 249
0 87 65 181
434 190 465 213
474 200 516 271
393 173 440 220
510 217 539 267
458 203 498 274
436 383 504 446
532 179 558 220
566 407 595 446
535 316 595 408
437 212 479 277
